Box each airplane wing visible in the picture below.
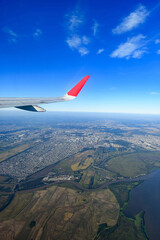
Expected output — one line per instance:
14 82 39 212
0 75 90 112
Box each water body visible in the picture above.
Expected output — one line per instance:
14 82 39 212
124 169 160 240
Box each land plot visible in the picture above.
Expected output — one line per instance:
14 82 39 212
0 186 119 240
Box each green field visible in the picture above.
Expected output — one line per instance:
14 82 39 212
95 215 147 240
107 151 160 177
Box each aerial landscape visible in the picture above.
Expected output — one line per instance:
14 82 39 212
0 112 160 239
1 0 160 239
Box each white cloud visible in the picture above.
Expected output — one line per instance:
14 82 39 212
112 5 149 34
92 21 99 36
155 39 160 44
65 8 90 56
150 92 160 95
110 34 147 59
33 29 42 39
97 48 104 54
157 49 160 54
66 35 89 56
69 14 83 31
7 29 17 37
78 47 89 56
132 49 147 59
82 36 90 45
3 27 18 43
66 8 84 32
66 35 81 48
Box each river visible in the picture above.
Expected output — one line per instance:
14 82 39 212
124 168 160 240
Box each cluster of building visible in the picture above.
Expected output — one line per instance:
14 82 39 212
1 119 160 179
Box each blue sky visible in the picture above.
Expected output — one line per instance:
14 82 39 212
1 0 160 114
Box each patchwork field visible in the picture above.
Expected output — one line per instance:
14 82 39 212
0 185 119 240
1 148 160 239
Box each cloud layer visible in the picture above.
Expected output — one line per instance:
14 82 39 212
112 5 149 34
64 3 157 60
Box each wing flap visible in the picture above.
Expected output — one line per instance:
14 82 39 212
16 105 46 112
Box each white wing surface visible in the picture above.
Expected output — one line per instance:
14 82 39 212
0 76 90 112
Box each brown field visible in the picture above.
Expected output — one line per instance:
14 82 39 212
0 186 119 240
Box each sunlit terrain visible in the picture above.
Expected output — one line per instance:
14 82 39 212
0 112 160 239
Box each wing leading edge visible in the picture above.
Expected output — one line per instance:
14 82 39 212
0 75 90 112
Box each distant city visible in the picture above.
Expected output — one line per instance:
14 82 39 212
1 112 160 179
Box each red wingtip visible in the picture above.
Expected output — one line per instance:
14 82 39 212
67 75 90 97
